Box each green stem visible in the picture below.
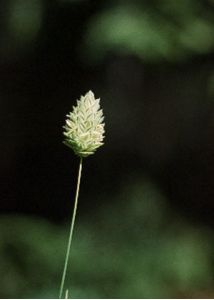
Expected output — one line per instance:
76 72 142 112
59 157 83 299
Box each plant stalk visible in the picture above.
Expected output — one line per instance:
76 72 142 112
59 157 83 299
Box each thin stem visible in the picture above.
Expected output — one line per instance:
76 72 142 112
59 157 83 299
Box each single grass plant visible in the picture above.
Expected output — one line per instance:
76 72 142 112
59 90 105 298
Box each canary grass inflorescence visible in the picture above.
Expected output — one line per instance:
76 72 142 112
63 90 105 157
59 91 105 299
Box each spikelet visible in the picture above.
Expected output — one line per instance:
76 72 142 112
63 90 105 157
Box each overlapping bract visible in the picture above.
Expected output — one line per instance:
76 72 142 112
63 91 105 157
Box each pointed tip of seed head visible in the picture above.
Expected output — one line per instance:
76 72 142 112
86 90 95 101
87 90 94 96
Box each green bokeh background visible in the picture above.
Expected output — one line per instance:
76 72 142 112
1 179 214 298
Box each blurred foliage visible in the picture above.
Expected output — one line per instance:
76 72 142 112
0 0 44 61
1 0 213 63
0 178 213 298
8 0 43 42
84 0 214 62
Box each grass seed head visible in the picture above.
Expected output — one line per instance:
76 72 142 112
63 90 105 157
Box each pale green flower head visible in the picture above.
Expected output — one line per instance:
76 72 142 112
63 90 105 157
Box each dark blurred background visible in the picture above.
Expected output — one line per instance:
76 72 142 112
0 0 214 298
